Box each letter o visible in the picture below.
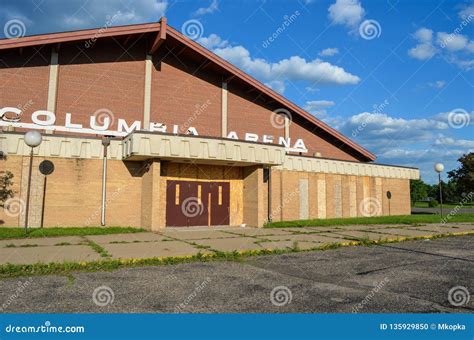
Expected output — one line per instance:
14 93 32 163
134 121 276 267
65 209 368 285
31 110 56 126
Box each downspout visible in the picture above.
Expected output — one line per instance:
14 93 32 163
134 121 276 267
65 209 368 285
267 167 272 223
101 137 110 226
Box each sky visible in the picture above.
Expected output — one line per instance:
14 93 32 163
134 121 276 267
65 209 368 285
0 0 473 183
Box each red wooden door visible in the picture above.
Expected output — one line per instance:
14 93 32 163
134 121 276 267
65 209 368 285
166 180 230 227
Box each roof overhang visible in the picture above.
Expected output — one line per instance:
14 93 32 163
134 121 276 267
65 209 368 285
122 132 286 166
0 22 162 51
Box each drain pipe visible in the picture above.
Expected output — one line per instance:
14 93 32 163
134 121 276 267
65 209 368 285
101 137 111 226
267 167 272 223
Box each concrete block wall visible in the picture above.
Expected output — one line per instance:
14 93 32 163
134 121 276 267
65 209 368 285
268 169 411 222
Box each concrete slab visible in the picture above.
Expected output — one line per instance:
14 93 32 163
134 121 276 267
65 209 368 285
296 227 342 233
411 225 474 233
372 228 434 237
222 228 295 237
0 245 101 265
0 236 85 248
258 240 321 251
350 224 411 231
86 233 170 244
192 237 263 252
326 230 403 241
260 234 354 244
159 229 239 240
102 241 206 259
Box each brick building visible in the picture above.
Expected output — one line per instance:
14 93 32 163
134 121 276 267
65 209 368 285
0 18 419 229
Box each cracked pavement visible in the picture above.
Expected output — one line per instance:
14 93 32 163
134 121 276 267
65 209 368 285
0 235 472 313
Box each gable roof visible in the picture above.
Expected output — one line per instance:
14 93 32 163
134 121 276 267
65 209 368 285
0 18 376 161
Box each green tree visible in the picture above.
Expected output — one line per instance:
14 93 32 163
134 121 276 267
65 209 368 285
410 179 429 205
447 153 474 197
0 171 14 207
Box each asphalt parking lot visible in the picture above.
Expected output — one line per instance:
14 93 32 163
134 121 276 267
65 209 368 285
0 235 472 313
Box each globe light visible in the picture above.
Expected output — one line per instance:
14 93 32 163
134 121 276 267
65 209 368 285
24 130 43 148
434 163 444 173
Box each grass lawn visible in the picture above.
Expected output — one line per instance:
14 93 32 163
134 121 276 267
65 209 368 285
0 227 146 240
265 213 474 228
413 201 473 208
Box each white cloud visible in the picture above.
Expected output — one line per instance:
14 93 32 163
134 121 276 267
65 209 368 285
341 112 448 141
428 80 446 89
197 34 229 49
206 36 360 87
408 43 437 60
328 0 365 28
413 27 433 43
433 110 474 126
305 86 320 93
62 0 168 28
459 4 474 20
408 28 437 60
326 110 472 183
319 47 339 57
304 100 335 116
193 0 219 16
435 137 474 149
437 32 469 51
408 25 474 69
265 80 286 94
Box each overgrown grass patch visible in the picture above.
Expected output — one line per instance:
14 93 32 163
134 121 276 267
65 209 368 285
265 214 474 228
0 227 146 240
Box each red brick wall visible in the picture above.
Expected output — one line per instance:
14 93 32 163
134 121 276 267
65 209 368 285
290 117 360 161
150 54 222 136
55 39 146 131
0 47 50 124
226 83 285 142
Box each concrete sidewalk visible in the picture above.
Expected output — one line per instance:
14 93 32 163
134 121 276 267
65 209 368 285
0 222 473 265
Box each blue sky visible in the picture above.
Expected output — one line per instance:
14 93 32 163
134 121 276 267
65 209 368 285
1 0 473 183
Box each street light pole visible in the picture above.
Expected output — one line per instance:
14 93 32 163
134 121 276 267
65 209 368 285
24 147 34 234
434 163 444 220
438 173 443 219
23 131 43 234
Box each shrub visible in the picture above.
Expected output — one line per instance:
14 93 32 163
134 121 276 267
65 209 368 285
428 199 438 208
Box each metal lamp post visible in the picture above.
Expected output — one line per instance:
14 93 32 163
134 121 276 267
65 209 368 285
434 163 444 219
23 130 43 234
